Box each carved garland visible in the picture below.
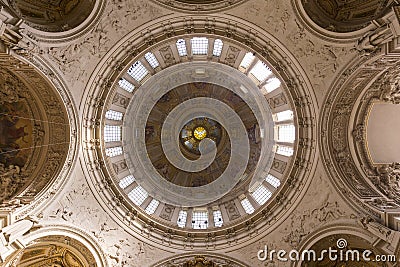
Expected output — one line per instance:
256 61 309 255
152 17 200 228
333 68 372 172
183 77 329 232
81 14 318 250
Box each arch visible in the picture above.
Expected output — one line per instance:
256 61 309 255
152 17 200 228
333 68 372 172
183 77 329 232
320 48 400 225
2 225 107 267
152 253 249 267
0 52 78 222
1 0 106 45
291 0 396 43
294 222 395 267
149 0 248 13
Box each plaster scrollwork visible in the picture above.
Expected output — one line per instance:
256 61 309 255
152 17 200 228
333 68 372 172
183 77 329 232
321 43 400 225
282 200 348 249
0 51 78 226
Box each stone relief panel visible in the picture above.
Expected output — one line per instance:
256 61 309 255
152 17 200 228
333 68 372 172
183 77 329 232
159 204 175 221
271 158 287 174
222 45 240 66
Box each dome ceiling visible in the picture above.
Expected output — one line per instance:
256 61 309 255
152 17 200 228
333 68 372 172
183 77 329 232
145 82 261 188
301 0 394 32
8 0 95 32
121 61 275 208
90 34 301 236
82 16 318 248
0 56 70 205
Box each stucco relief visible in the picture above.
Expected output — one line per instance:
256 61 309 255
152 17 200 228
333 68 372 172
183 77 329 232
40 171 173 267
43 0 164 86
230 0 356 105
220 169 356 267
347 62 400 207
281 172 354 249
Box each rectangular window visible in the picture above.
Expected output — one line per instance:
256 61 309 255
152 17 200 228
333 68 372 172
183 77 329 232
119 175 135 189
127 61 148 82
177 210 188 228
105 110 123 121
191 37 209 55
144 52 159 68
240 52 256 69
105 146 123 157
145 199 160 214
249 61 272 82
118 78 135 93
176 39 187 56
265 174 281 188
275 110 293 122
276 145 294 157
104 125 121 142
128 185 148 206
240 198 255 214
251 184 272 205
277 124 295 143
212 39 223 57
192 210 208 229
263 77 281 93
213 210 223 227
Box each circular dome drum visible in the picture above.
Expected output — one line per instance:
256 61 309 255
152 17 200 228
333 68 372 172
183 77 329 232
123 62 275 207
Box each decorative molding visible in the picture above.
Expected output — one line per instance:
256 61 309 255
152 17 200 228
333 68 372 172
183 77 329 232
152 253 248 267
150 0 248 13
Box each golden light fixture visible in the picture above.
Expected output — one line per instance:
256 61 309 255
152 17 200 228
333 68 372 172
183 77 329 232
194 126 207 140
